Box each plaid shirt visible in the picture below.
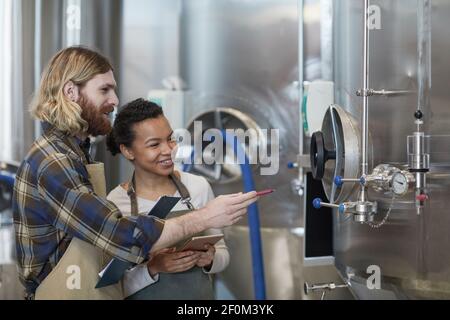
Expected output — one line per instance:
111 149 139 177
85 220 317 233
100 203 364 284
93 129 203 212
12 124 163 296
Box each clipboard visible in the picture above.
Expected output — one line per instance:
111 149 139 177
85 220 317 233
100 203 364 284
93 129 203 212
147 196 181 219
95 258 132 288
96 196 181 288
176 234 224 252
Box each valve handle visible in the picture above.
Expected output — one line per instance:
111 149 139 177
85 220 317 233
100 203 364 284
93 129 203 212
313 198 346 214
416 194 428 202
334 176 344 187
334 176 366 187
310 131 336 180
313 198 322 209
287 162 297 169
360 176 366 185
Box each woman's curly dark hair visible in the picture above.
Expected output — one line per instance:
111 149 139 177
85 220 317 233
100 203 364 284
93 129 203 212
106 98 164 156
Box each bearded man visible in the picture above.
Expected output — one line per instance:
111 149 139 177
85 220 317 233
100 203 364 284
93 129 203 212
12 46 257 299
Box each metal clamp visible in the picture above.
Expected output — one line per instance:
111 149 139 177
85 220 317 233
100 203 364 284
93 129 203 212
313 197 376 223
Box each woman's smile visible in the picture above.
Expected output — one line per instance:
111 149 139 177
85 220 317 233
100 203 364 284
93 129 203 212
158 158 174 168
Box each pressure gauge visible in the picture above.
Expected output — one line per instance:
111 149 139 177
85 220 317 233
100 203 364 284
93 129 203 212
391 171 414 196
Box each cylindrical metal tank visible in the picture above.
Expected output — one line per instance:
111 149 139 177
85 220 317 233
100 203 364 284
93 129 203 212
0 0 125 299
179 0 302 299
328 0 450 299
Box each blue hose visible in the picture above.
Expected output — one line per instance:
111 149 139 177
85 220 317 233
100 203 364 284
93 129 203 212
183 131 266 300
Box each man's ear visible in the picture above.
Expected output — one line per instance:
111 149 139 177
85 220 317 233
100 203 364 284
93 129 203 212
63 80 80 102
120 144 135 161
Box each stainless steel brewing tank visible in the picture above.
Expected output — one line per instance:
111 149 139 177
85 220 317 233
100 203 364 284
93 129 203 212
179 0 302 299
331 0 450 299
180 0 300 228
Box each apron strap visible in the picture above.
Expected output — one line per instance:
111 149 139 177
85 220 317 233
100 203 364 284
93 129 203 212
169 173 195 210
127 171 195 216
127 173 139 216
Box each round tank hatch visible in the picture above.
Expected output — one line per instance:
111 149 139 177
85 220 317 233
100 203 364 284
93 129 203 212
184 107 268 185
311 104 364 203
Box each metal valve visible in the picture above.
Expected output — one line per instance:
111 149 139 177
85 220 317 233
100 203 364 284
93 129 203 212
313 197 376 223
287 162 298 169
334 175 365 187
310 131 336 180
304 281 349 300
334 164 415 197
287 159 305 196
408 131 430 214
313 198 347 214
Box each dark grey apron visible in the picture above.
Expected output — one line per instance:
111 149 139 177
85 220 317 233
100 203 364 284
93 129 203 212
125 173 214 300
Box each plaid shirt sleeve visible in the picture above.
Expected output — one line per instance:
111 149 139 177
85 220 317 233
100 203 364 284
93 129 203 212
36 152 163 264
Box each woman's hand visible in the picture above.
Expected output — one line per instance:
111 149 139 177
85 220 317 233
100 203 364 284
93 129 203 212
195 244 216 270
147 248 201 276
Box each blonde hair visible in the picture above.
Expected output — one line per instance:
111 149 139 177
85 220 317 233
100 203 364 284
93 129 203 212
30 46 113 135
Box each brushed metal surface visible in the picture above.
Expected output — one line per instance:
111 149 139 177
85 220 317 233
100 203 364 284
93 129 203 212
332 0 450 299
178 0 352 300
219 226 303 299
178 0 305 299
117 0 306 300
180 0 300 228
117 0 347 300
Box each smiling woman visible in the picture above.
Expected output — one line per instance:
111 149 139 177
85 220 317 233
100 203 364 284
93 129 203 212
106 99 177 199
106 98 230 300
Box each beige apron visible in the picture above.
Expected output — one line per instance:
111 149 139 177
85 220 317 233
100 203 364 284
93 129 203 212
35 162 123 300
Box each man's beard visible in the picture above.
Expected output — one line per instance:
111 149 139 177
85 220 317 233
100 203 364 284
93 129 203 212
79 95 113 137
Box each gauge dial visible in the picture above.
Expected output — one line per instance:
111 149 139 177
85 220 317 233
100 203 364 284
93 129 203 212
391 172 410 196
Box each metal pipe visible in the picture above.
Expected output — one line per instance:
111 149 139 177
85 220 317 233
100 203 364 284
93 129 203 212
356 89 413 96
357 0 371 207
412 0 431 214
361 0 370 178
298 0 304 188
417 0 431 123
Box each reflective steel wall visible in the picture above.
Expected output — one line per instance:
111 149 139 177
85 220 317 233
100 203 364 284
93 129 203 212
178 0 302 299
119 0 348 300
333 0 450 299
179 0 300 228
